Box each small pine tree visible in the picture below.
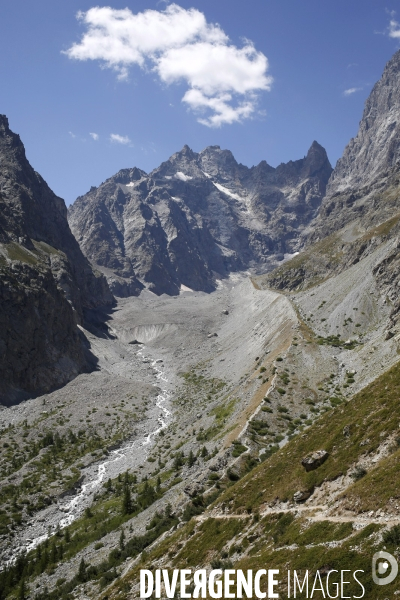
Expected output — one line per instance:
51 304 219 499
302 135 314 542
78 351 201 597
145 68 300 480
50 541 57 564
201 446 208 458
173 452 183 471
119 529 126 550
64 528 70 543
41 547 49 570
122 486 133 515
188 449 196 467
17 578 27 600
78 558 86 582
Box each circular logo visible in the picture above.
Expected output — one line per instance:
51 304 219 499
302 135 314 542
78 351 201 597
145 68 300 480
372 551 398 586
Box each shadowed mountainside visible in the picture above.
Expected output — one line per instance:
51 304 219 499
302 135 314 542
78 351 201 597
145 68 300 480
0 115 113 403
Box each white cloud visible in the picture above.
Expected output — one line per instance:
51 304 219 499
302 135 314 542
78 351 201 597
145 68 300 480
110 133 131 144
68 131 76 138
343 87 362 96
389 18 400 38
89 132 99 140
64 4 272 127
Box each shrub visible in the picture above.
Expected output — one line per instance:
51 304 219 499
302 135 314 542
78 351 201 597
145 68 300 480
232 441 247 457
350 466 367 481
383 525 400 546
227 468 240 481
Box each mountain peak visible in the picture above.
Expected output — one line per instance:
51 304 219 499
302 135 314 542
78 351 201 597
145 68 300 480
69 139 331 297
0 114 10 131
178 144 195 158
308 140 325 154
302 140 331 177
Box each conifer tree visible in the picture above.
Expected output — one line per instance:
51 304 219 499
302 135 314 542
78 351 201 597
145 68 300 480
122 486 133 515
119 529 126 550
188 449 196 467
17 577 27 600
78 558 86 582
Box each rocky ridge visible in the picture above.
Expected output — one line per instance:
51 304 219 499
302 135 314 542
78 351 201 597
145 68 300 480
68 142 332 296
307 49 400 245
262 49 400 325
0 115 113 403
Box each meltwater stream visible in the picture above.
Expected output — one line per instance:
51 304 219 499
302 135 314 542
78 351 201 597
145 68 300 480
13 349 172 561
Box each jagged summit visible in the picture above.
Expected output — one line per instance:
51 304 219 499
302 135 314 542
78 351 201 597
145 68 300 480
68 142 332 297
264 49 400 306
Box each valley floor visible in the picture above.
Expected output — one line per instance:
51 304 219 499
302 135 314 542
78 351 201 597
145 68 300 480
1 250 400 598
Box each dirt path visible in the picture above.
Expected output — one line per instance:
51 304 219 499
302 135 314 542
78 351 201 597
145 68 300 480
196 505 400 527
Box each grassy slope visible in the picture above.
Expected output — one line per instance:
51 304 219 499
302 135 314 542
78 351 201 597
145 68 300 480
259 210 400 292
106 359 400 599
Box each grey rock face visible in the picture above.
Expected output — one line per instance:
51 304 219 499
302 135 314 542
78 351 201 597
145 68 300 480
293 490 312 503
308 50 400 243
68 142 332 296
328 50 400 195
0 115 113 314
301 450 329 472
0 115 113 403
0 261 87 404
263 50 400 294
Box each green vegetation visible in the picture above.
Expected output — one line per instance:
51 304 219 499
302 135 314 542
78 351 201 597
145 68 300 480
172 517 248 567
249 419 269 437
219 360 400 513
231 440 247 457
0 428 117 511
316 334 359 349
259 233 343 291
31 240 62 256
99 359 400 600
0 471 170 599
257 211 400 294
6 242 39 265
32 507 178 600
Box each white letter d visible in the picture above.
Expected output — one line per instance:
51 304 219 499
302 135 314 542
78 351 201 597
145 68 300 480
140 570 154 598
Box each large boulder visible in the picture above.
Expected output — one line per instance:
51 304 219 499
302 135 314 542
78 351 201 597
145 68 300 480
293 490 312 503
301 450 329 472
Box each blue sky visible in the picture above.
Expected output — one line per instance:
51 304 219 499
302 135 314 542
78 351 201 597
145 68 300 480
1 0 400 205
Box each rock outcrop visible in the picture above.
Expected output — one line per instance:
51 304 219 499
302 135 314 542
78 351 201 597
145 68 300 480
301 450 329 472
68 142 332 296
329 50 400 195
309 49 400 243
0 115 113 403
262 49 400 297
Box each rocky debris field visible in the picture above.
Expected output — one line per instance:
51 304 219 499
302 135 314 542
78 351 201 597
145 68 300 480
0 258 399 598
